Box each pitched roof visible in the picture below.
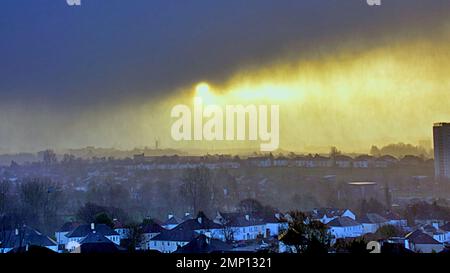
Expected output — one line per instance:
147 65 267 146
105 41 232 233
175 234 232 253
163 216 180 226
440 222 450 232
377 155 398 161
112 219 125 229
422 224 437 233
358 213 388 224
7 245 57 254
334 155 353 161
66 224 119 238
263 213 288 224
152 215 222 242
217 212 268 227
57 222 81 232
142 221 166 234
76 232 126 253
80 232 113 244
310 208 349 219
151 225 197 242
327 217 361 227
0 226 57 249
228 215 265 227
177 216 222 230
383 211 403 221
354 155 374 161
406 231 441 245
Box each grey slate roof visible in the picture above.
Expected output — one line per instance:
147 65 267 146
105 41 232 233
382 211 403 221
151 225 197 242
406 230 441 245
358 213 388 224
226 215 265 227
80 232 114 244
152 215 222 242
310 208 348 219
142 221 166 234
66 224 118 238
175 234 232 253
163 216 180 226
0 226 57 249
327 216 361 227
57 222 81 232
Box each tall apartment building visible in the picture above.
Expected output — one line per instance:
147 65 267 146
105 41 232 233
433 123 450 179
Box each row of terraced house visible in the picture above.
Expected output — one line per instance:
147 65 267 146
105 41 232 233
129 154 430 170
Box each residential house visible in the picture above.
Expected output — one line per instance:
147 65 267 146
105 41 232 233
174 234 232 253
264 213 289 238
140 220 166 250
311 155 332 168
421 224 447 243
72 232 125 253
162 214 181 230
400 155 423 166
383 211 408 228
0 226 58 253
292 155 313 168
113 219 130 240
273 156 289 167
358 213 389 234
327 217 364 240
65 223 120 251
440 222 450 243
334 155 353 168
405 230 444 253
247 156 272 168
149 227 196 253
374 155 398 168
220 213 266 241
310 208 357 224
55 221 80 247
150 213 223 253
353 155 374 168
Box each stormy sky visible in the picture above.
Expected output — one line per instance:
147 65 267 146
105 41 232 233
1 0 450 153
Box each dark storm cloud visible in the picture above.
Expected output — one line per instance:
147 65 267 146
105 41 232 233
0 0 449 110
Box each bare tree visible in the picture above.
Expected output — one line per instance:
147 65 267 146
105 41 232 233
179 166 213 215
125 223 144 252
220 221 236 243
41 150 57 166
0 180 11 216
19 178 63 232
